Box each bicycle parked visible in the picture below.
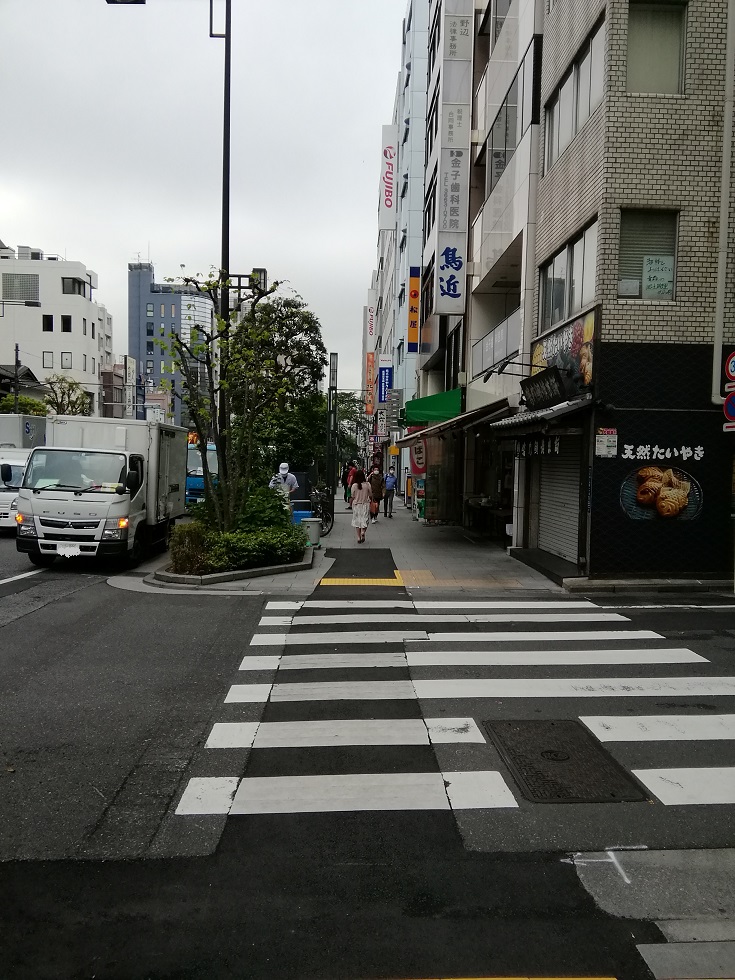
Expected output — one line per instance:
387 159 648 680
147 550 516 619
309 488 334 536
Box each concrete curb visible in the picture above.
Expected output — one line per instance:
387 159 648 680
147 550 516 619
152 546 314 586
563 576 732 593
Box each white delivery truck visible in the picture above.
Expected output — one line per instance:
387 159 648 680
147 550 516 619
7 416 187 567
0 415 47 531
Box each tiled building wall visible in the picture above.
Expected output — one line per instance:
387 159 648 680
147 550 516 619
536 0 735 345
600 0 734 344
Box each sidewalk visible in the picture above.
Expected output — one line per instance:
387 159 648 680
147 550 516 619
128 495 559 596
322 494 558 592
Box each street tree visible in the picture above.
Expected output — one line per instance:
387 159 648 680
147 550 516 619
0 394 46 416
164 273 327 531
44 375 92 416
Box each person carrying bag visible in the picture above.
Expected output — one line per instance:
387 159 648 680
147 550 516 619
368 466 384 525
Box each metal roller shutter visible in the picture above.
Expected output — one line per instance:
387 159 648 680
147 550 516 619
538 436 582 562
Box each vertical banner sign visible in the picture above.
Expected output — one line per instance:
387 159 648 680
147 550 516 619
366 289 377 353
378 125 398 231
365 352 376 415
377 410 387 438
408 267 420 353
378 354 393 405
435 4 472 316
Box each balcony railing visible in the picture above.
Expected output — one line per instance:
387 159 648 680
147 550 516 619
471 306 522 378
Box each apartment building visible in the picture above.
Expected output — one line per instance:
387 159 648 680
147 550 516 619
366 0 430 479
378 0 735 581
0 241 114 414
128 263 215 426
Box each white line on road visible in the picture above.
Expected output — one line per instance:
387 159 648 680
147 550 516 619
224 684 274 703
251 630 428 646
205 717 486 749
238 656 282 671
0 568 44 586
268 680 417 701
633 767 735 805
175 776 240 815
408 648 706 667
582 714 735 741
228 770 517 814
273 612 630 626
412 676 735 699
420 629 663 643
274 652 407 670
413 600 597 609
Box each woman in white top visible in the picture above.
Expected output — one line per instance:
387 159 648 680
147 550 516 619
349 469 372 544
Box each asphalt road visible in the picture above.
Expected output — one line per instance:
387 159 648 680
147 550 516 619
2 535 735 978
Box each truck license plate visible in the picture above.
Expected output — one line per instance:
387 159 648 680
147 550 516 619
57 544 81 558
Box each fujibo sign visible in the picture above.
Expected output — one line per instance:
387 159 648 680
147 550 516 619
378 125 398 230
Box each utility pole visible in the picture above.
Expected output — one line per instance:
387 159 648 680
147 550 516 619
326 354 338 494
13 343 20 414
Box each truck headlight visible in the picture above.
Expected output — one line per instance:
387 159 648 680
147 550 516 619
102 517 129 541
16 514 36 537
10 498 17 511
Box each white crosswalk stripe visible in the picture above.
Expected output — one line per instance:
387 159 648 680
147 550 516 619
176 593 735 818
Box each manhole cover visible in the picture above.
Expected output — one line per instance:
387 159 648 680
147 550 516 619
484 719 648 804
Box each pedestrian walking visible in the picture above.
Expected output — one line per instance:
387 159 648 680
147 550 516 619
346 460 358 509
368 465 384 524
383 465 397 518
341 462 350 504
349 469 371 544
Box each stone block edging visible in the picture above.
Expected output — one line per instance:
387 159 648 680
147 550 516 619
153 546 314 586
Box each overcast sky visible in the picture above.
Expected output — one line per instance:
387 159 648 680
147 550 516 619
1 0 406 392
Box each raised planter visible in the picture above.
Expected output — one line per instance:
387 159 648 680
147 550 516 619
153 545 314 586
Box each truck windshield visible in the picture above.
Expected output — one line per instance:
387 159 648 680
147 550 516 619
187 446 218 476
23 450 127 492
1 463 24 487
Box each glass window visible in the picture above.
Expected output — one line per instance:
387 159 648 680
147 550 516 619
92 357 96 374
42 352 53 369
551 249 568 324
505 75 519 156
146 303 154 316
42 315 53 332
627 3 684 94
541 263 553 332
146 342 154 355
61 315 71 333
571 236 585 313
61 352 72 370
618 209 677 298
160 304 165 317
171 304 176 317
91 323 95 339
146 323 154 336
490 105 507 192
146 360 154 373
547 95 559 168
558 72 574 157
522 49 534 135
82 318 87 336
160 361 166 375
590 20 606 109
577 48 591 129
83 354 87 372
582 221 598 305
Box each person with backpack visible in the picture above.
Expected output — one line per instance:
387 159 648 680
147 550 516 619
383 465 397 518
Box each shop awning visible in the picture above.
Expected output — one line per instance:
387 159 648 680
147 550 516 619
395 397 510 448
403 387 462 425
485 393 593 434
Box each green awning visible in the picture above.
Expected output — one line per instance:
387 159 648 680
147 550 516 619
403 387 462 425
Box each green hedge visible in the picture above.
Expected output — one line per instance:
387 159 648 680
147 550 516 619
170 521 307 575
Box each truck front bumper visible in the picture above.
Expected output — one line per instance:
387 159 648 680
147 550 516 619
17 538 129 558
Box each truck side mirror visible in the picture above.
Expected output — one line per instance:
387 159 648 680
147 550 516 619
125 469 140 494
1 463 14 485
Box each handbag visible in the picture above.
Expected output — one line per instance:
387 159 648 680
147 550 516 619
369 500 379 516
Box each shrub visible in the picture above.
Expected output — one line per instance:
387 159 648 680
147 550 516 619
169 521 211 575
237 487 291 531
170 521 307 575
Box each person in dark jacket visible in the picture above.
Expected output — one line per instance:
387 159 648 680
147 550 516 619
368 466 384 524
383 466 397 517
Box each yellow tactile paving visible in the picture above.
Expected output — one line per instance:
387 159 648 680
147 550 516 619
320 571 405 587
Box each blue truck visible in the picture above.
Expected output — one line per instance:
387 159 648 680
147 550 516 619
186 441 218 506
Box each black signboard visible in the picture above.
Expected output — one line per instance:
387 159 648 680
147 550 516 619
520 366 568 410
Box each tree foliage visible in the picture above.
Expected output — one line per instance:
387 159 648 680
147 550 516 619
0 394 47 416
44 375 91 416
164 272 327 531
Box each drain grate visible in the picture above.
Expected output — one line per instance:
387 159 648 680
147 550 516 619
484 719 648 804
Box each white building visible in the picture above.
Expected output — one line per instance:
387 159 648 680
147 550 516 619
0 241 114 414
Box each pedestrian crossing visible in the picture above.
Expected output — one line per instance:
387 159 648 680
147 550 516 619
176 594 735 820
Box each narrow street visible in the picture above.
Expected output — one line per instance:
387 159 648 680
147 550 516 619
2 508 735 979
